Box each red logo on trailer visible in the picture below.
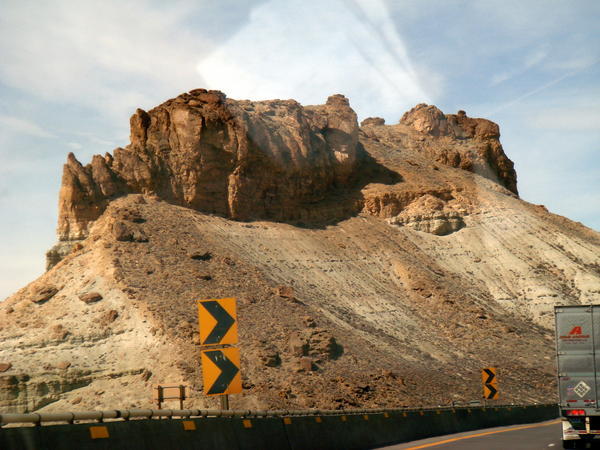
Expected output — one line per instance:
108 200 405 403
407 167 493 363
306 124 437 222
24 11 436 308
560 326 590 340
569 326 583 335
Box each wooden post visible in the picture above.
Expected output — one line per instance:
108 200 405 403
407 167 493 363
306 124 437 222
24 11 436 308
156 385 163 410
179 385 185 410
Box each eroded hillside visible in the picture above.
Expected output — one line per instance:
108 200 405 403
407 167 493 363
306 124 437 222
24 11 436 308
1 90 598 413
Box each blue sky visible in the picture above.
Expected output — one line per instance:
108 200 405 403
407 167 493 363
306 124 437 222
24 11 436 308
0 0 598 300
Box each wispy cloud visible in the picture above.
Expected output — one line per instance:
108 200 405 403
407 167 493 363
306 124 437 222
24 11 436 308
529 108 600 132
84 134 118 148
0 115 55 138
490 47 548 86
545 54 599 72
197 0 433 121
484 61 598 117
0 1 214 123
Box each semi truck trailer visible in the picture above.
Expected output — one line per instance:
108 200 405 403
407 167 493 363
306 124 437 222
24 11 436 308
556 305 600 448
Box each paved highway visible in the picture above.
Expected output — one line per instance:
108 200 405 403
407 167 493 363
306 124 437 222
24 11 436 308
380 419 563 449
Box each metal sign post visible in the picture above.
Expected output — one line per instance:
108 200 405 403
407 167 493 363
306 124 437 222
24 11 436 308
220 395 229 410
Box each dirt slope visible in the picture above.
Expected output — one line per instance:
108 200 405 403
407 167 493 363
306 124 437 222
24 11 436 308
0 91 598 413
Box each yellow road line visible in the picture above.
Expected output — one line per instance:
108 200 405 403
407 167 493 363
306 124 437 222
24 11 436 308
405 419 561 449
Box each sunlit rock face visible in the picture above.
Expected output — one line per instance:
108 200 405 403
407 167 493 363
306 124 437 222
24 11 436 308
56 91 519 247
399 104 517 195
56 90 361 242
3 89 599 414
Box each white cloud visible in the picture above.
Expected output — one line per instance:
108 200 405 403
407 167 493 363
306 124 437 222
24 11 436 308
490 47 548 86
70 131 119 148
0 115 55 138
472 1 598 39
0 1 211 123
529 108 600 131
545 55 599 72
484 71 579 117
197 0 433 121
67 142 83 150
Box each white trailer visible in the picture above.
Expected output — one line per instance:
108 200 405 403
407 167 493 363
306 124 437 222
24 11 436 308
556 305 600 448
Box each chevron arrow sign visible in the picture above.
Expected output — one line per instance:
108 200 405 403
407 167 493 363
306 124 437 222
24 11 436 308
201 347 242 395
481 367 497 386
197 298 238 346
481 367 499 400
483 383 499 400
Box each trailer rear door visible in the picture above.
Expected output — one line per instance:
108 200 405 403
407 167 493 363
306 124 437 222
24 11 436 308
555 305 597 409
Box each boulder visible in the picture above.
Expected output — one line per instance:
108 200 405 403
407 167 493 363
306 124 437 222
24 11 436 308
360 117 385 127
32 286 58 304
79 292 103 304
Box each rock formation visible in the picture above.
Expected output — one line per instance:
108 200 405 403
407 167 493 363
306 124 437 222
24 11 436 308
51 90 519 268
56 90 360 243
2 89 598 414
399 104 517 194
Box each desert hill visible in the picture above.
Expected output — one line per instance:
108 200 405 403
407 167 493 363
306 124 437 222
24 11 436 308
1 89 598 413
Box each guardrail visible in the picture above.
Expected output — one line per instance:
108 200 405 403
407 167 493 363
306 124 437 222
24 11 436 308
0 404 552 425
0 404 559 450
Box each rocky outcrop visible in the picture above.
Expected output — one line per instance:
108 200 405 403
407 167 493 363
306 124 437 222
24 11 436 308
387 194 466 236
45 242 77 271
31 285 59 304
4 92 600 412
360 117 385 127
78 292 103 304
50 90 521 270
400 105 499 140
56 90 360 242
400 104 517 194
56 91 519 246
57 153 117 241
389 212 466 236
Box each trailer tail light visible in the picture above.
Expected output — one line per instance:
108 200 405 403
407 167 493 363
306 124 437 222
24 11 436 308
566 409 586 416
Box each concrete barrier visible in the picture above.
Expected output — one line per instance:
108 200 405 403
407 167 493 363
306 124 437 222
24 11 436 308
0 404 558 450
229 416 289 450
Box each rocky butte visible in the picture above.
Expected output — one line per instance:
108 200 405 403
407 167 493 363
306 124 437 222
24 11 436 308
1 89 599 413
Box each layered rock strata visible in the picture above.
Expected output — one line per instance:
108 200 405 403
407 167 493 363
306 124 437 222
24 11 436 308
399 104 517 194
2 89 599 414
51 91 519 269
57 90 360 243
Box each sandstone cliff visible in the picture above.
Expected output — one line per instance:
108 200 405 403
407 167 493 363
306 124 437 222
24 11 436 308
56 90 361 243
2 90 599 413
54 90 516 247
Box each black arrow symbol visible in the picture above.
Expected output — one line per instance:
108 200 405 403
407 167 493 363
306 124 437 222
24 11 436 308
204 350 239 395
484 384 498 399
483 368 496 385
201 301 235 345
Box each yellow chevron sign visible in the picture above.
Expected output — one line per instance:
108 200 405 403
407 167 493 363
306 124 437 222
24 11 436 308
201 347 242 396
197 298 238 346
482 367 499 400
196 298 242 399
483 383 499 400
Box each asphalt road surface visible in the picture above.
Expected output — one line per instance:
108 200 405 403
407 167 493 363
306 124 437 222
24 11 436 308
379 419 565 449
